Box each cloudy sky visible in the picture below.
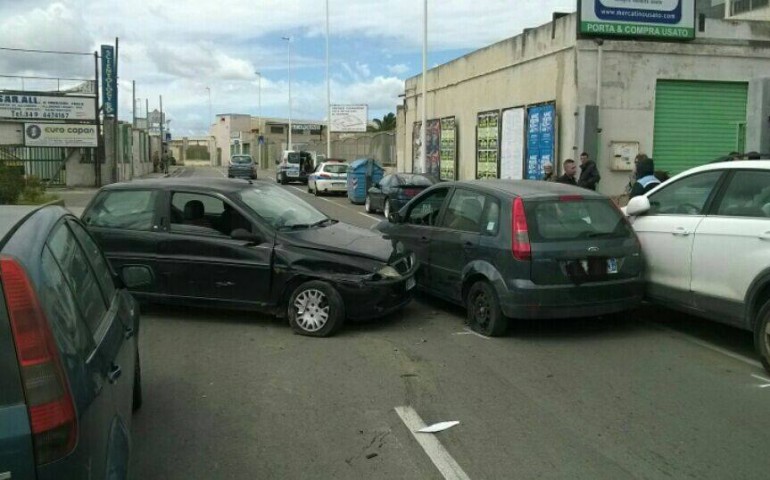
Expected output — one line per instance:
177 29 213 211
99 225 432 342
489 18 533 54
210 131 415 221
0 0 576 136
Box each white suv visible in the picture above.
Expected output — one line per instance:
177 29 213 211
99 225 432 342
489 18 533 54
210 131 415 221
625 160 770 372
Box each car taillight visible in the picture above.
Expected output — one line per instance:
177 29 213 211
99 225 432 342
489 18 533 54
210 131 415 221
0 256 77 465
511 197 531 261
319 173 331 179
403 188 421 197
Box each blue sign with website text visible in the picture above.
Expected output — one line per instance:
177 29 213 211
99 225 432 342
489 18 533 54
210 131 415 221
525 104 555 180
101 45 117 116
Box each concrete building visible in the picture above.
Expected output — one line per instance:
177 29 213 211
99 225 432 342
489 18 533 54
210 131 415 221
398 10 770 196
209 114 328 168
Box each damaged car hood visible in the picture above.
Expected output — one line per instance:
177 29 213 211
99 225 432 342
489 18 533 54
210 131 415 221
280 222 400 263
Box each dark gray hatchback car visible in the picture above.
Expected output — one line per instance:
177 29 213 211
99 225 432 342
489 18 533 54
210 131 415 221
377 180 645 335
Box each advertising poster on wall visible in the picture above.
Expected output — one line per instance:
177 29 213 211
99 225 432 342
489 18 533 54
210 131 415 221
476 111 499 179
579 0 695 40
439 117 457 181
500 108 525 180
426 119 441 177
330 104 368 132
525 103 556 180
0 94 96 121
412 121 421 173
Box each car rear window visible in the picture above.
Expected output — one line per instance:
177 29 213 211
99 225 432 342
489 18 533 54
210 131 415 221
84 190 158 231
525 198 632 242
324 164 348 174
397 174 434 186
231 156 253 164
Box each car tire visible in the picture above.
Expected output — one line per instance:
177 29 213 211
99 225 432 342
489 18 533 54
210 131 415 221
288 280 345 337
314 184 321 196
365 195 374 213
307 183 313 193
466 280 507 337
383 198 391 219
132 350 143 412
280 173 287 185
754 300 770 373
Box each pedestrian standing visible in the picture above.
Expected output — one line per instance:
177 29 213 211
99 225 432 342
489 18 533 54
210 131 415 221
542 162 555 181
556 159 577 185
629 156 661 198
161 151 169 174
577 152 600 191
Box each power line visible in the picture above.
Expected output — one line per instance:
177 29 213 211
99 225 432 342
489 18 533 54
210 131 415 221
0 46 93 56
0 74 92 82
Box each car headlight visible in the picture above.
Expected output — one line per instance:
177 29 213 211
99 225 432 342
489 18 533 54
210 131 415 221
376 265 401 279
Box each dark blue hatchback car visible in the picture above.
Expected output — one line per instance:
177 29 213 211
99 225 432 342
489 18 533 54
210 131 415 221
0 203 143 480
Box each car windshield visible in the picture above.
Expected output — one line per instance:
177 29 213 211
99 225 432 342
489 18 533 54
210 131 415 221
231 156 252 165
324 164 348 174
286 152 300 164
237 184 328 229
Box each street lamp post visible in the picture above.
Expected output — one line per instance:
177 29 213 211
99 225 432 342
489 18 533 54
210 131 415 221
205 86 212 131
255 71 262 168
325 0 331 160
420 0 427 174
282 36 293 152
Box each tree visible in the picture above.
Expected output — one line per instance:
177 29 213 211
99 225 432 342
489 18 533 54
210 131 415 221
367 112 397 132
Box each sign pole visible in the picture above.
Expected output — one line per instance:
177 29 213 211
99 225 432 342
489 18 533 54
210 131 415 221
113 37 119 183
94 51 102 187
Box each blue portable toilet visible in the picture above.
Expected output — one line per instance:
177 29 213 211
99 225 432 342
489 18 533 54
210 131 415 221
347 158 384 204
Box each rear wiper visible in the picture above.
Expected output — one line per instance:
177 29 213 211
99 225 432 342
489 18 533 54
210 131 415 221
586 232 615 238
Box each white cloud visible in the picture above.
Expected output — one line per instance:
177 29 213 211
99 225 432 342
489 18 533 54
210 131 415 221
0 0 577 135
388 63 409 75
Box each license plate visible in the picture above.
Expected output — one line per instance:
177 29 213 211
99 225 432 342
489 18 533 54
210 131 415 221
406 277 416 291
333 182 345 186
607 258 618 274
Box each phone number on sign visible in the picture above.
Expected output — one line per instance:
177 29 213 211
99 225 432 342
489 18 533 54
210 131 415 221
9 111 71 119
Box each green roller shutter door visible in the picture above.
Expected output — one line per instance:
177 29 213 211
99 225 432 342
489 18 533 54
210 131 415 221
653 80 748 175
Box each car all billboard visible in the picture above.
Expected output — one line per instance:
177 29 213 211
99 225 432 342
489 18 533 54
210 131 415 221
24 122 98 147
330 104 368 132
579 0 695 40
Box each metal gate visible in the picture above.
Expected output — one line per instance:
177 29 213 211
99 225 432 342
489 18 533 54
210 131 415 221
0 146 67 186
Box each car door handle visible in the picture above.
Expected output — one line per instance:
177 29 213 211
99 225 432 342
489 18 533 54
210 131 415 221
671 227 691 236
107 364 122 384
419 236 430 243
124 326 135 339
759 232 770 241
463 242 476 250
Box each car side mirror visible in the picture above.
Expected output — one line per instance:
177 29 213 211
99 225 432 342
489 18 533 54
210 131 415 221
388 211 402 224
121 265 153 289
374 182 381 189
231 228 262 244
625 196 651 216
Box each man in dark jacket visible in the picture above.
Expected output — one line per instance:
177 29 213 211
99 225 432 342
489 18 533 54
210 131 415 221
577 152 600 190
629 156 661 198
556 159 577 185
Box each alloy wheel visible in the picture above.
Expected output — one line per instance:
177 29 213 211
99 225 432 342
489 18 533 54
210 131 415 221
293 289 330 333
473 291 491 330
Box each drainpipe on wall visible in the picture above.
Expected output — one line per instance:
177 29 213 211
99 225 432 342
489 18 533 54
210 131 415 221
596 39 604 170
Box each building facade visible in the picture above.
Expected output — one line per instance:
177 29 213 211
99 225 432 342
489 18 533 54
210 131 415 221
398 12 770 196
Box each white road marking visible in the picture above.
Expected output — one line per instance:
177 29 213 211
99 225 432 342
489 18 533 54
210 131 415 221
652 323 762 369
286 185 379 225
751 374 770 388
452 328 490 340
359 212 381 221
394 406 471 480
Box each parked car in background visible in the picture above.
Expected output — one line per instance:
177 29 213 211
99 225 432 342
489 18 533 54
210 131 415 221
307 160 349 196
366 173 439 218
624 160 770 372
377 180 644 336
0 203 143 479
81 178 418 337
228 154 257 179
276 150 315 185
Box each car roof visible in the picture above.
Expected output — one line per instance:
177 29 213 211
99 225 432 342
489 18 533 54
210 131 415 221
100 177 260 193
0 202 67 250
446 179 604 199
672 159 770 176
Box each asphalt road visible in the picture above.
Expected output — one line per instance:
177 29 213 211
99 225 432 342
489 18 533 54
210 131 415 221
61 166 770 479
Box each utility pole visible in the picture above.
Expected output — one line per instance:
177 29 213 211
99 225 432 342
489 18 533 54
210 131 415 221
420 0 427 174
254 72 262 168
282 36 293 152
113 36 119 183
326 0 332 160
159 94 164 173
93 51 102 187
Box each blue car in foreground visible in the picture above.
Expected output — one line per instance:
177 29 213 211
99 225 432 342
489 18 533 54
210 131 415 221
0 203 145 479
